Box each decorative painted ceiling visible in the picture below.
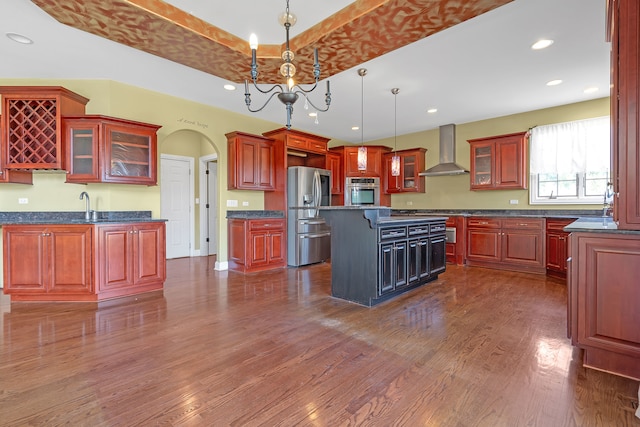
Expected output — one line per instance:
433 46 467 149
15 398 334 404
31 0 511 84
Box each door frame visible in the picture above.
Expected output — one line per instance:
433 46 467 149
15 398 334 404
199 153 226 269
161 154 195 258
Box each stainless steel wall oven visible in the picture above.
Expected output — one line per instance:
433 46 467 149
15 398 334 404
344 177 380 206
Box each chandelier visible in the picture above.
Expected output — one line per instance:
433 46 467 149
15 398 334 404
244 0 331 129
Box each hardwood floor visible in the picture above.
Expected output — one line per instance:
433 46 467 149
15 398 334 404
0 257 638 426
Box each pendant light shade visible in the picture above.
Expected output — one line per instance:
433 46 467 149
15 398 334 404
391 154 401 176
357 68 367 171
391 88 400 176
358 145 368 170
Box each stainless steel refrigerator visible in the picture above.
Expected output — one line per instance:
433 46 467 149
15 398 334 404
287 166 332 267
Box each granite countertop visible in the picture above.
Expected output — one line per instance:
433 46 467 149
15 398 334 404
377 215 448 224
562 217 640 234
0 211 164 225
391 209 603 218
226 210 285 219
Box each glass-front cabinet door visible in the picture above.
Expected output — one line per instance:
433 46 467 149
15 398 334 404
65 119 101 183
104 123 156 184
470 142 494 189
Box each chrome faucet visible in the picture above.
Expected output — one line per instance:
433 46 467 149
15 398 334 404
603 183 614 217
79 191 91 220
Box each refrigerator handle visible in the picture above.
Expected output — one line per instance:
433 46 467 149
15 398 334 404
313 170 321 217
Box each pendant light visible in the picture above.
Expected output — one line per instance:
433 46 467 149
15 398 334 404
357 68 367 171
391 88 401 177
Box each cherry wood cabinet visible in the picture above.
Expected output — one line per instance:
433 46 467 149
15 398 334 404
228 218 286 273
63 115 161 185
610 0 640 230
545 218 575 278
468 132 528 190
445 216 466 265
0 86 88 170
568 232 640 380
3 224 94 301
383 148 426 194
227 131 275 191
96 222 166 300
336 145 390 178
262 127 329 156
0 114 32 184
2 221 166 302
466 217 545 274
326 151 342 195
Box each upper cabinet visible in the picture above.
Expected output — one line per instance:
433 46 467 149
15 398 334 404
611 0 640 230
335 145 390 178
0 86 89 170
468 131 528 190
263 127 329 156
326 151 342 195
383 148 426 194
64 115 161 185
0 114 32 184
227 131 275 191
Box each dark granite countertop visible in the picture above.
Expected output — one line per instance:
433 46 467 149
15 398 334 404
0 211 164 225
391 209 603 218
226 210 285 219
563 217 640 234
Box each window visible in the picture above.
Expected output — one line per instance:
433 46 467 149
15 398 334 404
529 116 610 204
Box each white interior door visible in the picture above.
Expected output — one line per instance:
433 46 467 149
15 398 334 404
161 155 193 259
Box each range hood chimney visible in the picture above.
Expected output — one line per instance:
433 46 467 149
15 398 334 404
419 124 469 176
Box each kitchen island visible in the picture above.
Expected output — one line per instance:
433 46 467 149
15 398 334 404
319 206 447 306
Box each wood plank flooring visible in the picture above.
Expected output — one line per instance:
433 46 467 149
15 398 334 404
0 257 638 426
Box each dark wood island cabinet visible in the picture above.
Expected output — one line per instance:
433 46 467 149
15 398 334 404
319 207 446 307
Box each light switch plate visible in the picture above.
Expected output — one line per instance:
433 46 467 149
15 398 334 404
226 199 238 207
509 199 519 205
18 198 28 204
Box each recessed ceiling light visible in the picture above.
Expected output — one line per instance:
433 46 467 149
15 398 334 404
531 39 554 50
352 126 360 131
308 112 317 117
583 86 599 94
427 108 438 114
6 32 33 44
546 79 563 86
223 84 236 91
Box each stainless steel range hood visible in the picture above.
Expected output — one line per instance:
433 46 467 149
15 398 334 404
419 124 469 176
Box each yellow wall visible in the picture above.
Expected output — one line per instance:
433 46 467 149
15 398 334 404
365 97 610 210
0 78 610 271
0 78 282 264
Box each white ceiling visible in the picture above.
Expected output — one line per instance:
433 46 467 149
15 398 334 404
0 0 610 144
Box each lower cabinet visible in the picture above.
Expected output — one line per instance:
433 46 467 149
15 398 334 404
568 232 640 380
378 222 445 298
466 217 545 274
228 218 286 273
379 228 409 294
3 225 93 300
2 222 166 302
96 223 166 299
545 218 575 278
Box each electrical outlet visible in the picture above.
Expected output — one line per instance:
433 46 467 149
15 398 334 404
242 201 249 206
18 198 28 204
195 198 200 204
406 201 413 206
509 199 519 205
226 199 238 207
